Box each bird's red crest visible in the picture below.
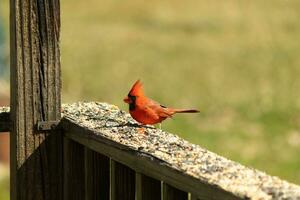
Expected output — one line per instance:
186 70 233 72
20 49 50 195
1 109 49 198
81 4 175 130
128 80 144 96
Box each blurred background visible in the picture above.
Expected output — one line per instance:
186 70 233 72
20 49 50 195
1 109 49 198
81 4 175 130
1 0 300 198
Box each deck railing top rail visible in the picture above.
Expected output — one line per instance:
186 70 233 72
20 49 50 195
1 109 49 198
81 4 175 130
58 102 300 199
1 102 300 199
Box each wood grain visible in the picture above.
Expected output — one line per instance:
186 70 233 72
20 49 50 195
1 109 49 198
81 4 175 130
63 138 85 200
84 147 110 200
10 0 62 199
110 160 135 200
140 173 161 200
163 183 188 200
62 118 242 200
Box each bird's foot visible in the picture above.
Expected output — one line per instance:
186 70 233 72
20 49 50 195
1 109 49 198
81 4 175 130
137 127 147 135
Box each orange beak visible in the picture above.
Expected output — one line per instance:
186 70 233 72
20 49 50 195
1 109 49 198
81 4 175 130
123 96 130 104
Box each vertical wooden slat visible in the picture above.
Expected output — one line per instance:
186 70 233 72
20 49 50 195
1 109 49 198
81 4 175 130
137 173 161 200
63 139 85 200
110 159 116 200
163 183 188 200
110 160 135 200
135 172 142 200
84 147 110 200
10 0 61 199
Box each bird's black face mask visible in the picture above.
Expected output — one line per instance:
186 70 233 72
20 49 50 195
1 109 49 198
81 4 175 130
128 94 136 111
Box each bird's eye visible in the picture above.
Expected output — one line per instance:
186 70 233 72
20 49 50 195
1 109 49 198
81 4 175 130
128 94 134 98
128 94 136 101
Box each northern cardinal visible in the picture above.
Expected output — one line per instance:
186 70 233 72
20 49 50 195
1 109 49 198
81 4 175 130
123 80 199 126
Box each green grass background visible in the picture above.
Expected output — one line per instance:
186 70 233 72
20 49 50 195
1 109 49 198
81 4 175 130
1 0 300 197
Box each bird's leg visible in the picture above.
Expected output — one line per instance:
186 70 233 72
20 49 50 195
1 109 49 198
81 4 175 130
159 123 162 130
138 124 148 135
138 127 145 134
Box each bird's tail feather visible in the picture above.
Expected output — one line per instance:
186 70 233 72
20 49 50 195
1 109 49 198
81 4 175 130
173 109 200 113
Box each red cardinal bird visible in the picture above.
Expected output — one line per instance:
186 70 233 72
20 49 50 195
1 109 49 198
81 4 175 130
123 80 199 126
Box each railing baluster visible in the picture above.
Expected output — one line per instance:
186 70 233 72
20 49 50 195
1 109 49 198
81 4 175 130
110 159 135 200
85 148 110 200
110 159 116 200
140 173 161 200
163 182 188 200
135 172 142 200
63 138 85 200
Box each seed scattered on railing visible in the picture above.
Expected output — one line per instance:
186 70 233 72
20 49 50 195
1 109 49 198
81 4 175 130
61 102 300 200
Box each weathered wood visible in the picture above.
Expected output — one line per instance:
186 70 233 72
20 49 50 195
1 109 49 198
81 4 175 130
190 194 200 200
37 120 60 131
84 147 110 200
135 172 143 200
0 107 10 132
110 160 135 200
163 183 188 200
62 118 241 200
61 102 300 200
110 159 116 200
138 173 161 200
10 0 61 199
63 138 85 200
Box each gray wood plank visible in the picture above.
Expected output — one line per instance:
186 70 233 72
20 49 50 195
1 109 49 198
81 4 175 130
63 138 85 200
84 147 110 200
10 0 62 198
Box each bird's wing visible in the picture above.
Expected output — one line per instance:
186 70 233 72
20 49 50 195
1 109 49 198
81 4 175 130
139 103 160 121
145 99 173 118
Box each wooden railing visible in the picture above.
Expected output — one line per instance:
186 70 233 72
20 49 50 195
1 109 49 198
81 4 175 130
2 103 300 200
4 0 300 199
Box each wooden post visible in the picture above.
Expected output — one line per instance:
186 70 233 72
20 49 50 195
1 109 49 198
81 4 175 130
10 0 62 199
